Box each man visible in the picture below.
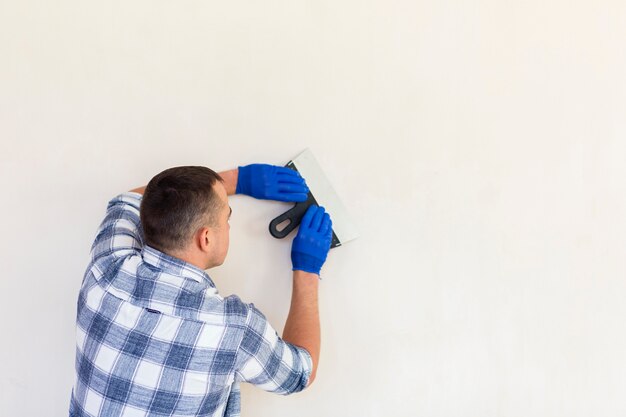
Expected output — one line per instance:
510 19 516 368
69 163 333 417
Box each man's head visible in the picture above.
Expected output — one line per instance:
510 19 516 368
140 166 232 270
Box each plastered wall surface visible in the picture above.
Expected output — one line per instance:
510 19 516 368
1 1 626 416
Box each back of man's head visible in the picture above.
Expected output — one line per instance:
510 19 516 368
140 166 224 253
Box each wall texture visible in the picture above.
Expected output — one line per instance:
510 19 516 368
1 1 626 416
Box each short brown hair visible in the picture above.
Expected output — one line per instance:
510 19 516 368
140 166 224 253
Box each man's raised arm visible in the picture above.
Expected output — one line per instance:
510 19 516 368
129 168 238 196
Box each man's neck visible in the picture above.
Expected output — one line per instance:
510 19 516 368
165 249 209 271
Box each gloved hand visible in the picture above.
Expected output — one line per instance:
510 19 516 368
291 205 333 275
236 164 309 202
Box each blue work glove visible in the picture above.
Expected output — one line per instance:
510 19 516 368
236 164 309 202
291 205 333 275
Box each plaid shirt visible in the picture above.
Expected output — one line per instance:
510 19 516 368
69 192 312 417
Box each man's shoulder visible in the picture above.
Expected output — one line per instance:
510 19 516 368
220 294 253 325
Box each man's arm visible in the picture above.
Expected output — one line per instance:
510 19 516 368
90 193 144 262
129 186 146 195
283 205 332 387
131 164 309 201
129 169 239 196
282 271 320 386
219 168 238 195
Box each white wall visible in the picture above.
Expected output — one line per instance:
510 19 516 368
2 1 626 416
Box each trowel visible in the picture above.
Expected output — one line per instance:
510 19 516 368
269 149 359 248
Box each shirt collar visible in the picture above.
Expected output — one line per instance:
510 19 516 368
141 244 216 288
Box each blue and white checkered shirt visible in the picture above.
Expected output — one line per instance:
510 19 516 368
69 192 313 417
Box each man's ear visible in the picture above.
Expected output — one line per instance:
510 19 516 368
198 227 211 253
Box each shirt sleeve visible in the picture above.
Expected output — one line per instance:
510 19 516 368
90 192 144 262
234 303 313 395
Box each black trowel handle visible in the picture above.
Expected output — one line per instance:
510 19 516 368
269 195 316 239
